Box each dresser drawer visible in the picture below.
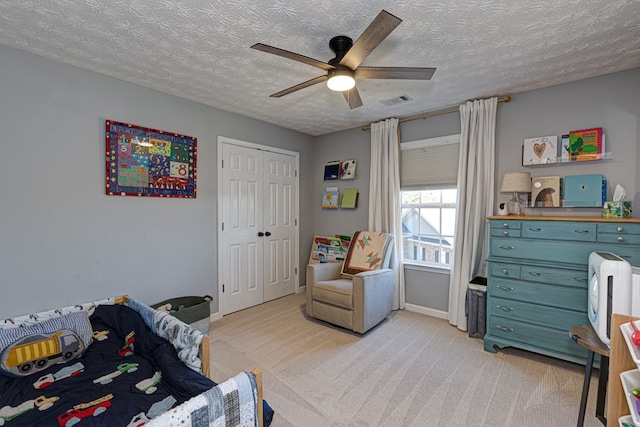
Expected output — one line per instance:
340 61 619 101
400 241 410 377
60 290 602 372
489 278 588 312
490 228 521 238
522 221 597 242
490 237 595 265
490 220 522 230
488 263 521 279
520 265 588 288
598 223 640 235
597 233 640 245
486 317 587 359
590 244 640 267
489 297 588 330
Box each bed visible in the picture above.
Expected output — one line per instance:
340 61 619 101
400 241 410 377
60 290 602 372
0 295 273 426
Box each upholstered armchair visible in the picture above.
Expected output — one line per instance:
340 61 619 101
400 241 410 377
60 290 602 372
306 231 395 334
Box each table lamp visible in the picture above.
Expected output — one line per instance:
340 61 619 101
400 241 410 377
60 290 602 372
500 172 531 216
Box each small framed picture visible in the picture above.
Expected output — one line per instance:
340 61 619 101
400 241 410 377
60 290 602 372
522 136 558 165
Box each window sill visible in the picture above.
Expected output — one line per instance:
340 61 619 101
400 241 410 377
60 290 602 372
403 262 451 275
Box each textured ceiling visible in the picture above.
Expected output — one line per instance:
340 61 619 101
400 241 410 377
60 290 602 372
1 1 639 136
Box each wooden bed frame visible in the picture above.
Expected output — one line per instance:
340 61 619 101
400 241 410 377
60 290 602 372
114 295 264 427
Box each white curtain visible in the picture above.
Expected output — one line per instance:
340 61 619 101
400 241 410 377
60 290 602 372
369 118 405 310
448 97 498 330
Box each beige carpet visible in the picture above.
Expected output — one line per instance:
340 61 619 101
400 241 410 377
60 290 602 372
209 293 604 427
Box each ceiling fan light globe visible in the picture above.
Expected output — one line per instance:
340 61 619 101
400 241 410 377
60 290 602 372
327 69 355 91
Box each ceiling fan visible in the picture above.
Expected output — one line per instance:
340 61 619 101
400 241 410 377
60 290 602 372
251 10 436 109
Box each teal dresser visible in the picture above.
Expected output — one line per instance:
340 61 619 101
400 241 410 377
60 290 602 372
485 216 640 364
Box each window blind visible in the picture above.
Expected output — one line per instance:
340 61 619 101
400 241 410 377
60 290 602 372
400 134 460 189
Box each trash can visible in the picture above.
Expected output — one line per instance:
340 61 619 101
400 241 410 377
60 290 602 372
466 277 487 339
152 295 212 335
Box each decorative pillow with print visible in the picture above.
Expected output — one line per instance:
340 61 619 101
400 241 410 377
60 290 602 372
0 311 92 377
341 231 392 276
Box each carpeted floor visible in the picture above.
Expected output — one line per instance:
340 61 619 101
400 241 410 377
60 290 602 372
209 293 603 426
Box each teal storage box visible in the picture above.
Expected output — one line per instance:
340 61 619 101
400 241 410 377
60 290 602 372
563 174 606 207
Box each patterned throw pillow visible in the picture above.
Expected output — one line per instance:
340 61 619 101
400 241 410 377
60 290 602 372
0 311 92 377
341 231 392 276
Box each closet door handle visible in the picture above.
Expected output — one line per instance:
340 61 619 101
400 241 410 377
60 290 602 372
258 232 264 237
265 231 272 237
496 305 513 312
496 285 514 292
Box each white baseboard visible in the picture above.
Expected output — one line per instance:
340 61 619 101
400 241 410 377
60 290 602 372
210 312 222 322
405 303 448 320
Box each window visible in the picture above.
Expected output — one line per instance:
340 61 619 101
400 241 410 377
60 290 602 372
401 188 456 268
399 134 460 269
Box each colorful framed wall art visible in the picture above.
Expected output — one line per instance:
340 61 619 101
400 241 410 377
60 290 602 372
105 120 197 198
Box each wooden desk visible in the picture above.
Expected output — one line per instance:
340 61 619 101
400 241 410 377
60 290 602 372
570 324 610 426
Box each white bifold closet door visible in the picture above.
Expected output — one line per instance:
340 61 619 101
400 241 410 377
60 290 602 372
219 139 297 315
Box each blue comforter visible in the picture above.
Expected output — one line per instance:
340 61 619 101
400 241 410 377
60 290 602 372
0 304 273 426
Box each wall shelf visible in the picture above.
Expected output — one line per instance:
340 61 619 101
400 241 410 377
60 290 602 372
523 153 612 167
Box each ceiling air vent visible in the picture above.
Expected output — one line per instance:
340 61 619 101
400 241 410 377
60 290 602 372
380 95 413 107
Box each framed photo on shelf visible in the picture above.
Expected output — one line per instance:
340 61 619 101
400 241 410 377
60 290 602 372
522 136 558 165
340 160 357 179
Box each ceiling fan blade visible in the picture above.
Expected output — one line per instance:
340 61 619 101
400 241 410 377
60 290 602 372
355 66 436 80
342 86 363 109
270 75 328 98
339 10 402 70
251 43 334 71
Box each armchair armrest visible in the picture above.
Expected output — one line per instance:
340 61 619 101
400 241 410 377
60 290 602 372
306 262 343 283
306 262 343 318
352 269 395 333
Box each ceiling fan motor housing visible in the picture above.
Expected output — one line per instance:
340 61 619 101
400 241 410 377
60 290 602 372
328 36 353 64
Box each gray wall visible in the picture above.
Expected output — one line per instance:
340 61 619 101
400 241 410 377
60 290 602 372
313 67 640 314
2 40 638 319
0 44 314 318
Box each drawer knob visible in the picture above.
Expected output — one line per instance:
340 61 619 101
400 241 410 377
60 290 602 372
502 231 508 236
618 236 625 242
496 305 513 312
502 223 509 228
528 271 541 277
496 285 514 292
501 268 508 274
618 227 624 232
496 325 513 332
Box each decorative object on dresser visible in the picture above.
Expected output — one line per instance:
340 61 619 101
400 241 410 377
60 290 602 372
485 216 640 365
499 172 531 216
564 174 607 207
531 176 562 207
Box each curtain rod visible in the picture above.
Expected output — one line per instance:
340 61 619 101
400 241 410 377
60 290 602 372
361 95 511 131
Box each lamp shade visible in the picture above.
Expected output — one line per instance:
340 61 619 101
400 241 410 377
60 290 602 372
500 172 531 193
327 68 355 91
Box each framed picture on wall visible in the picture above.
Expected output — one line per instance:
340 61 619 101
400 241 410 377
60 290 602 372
105 120 197 198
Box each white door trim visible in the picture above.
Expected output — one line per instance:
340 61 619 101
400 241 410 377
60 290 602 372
217 136 300 316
